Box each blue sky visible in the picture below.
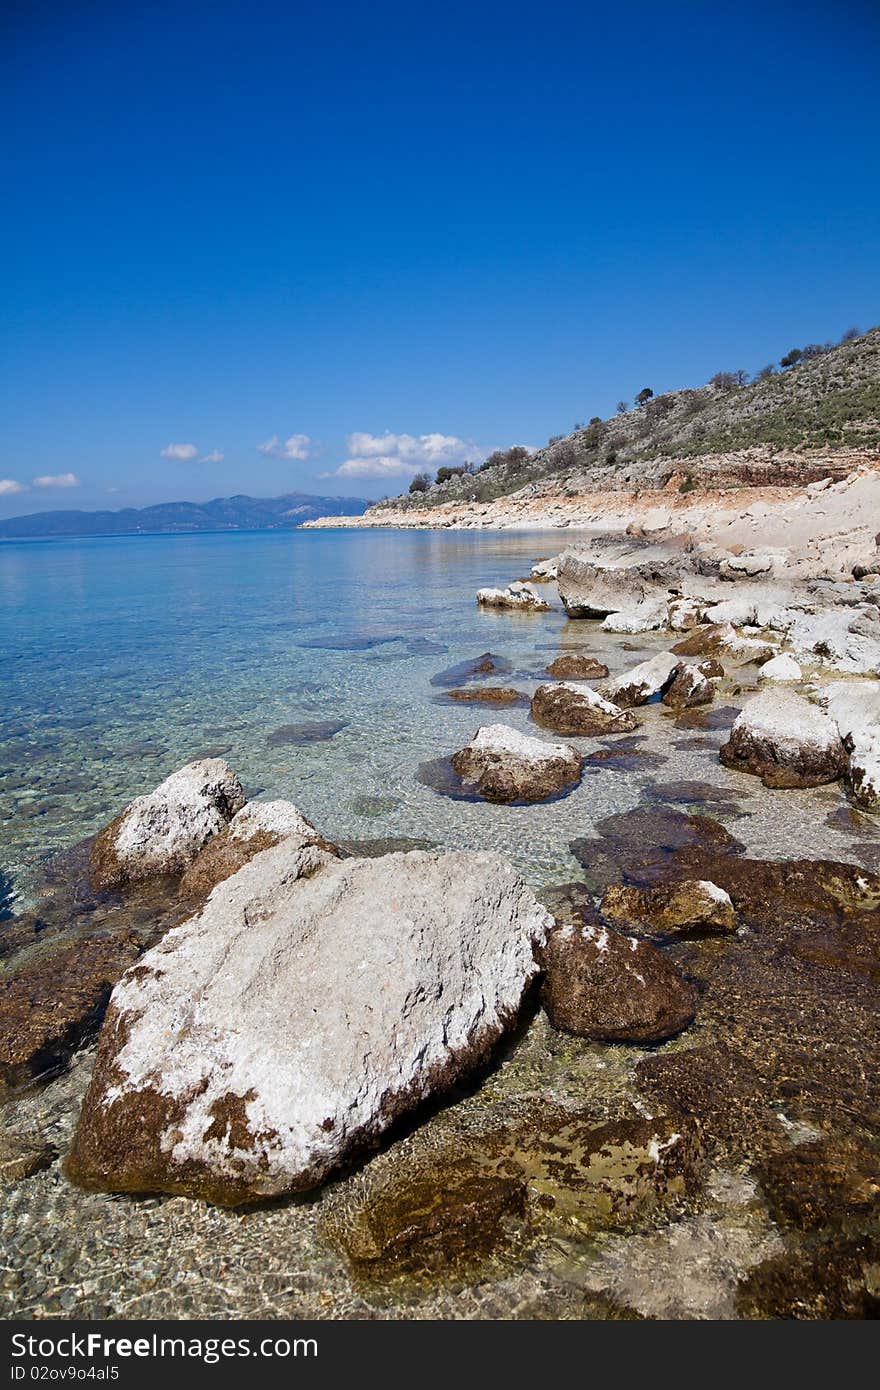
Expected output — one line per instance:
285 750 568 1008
1 0 878 512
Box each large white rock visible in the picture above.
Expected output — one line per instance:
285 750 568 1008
786 607 880 676
451 723 582 802
815 680 880 812
476 581 550 611
601 597 669 633
90 759 247 888
67 846 551 1204
602 652 681 708
758 653 803 683
719 689 846 788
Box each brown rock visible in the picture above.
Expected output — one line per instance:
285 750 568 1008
662 663 715 709
755 1138 880 1232
736 1234 880 1319
719 691 847 789
545 654 610 680
539 919 697 1042
531 682 639 736
0 934 141 1090
180 800 337 902
451 724 582 803
323 1157 529 1283
0 1130 56 1185
444 686 525 705
600 879 737 939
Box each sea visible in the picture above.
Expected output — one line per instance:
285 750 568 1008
0 526 871 909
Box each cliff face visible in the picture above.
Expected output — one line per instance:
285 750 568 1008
369 326 880 517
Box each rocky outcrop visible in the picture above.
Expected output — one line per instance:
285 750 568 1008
66 846 551 1205
816 680 880 811
662 663 715 709
758 653 803 682
476 582 550 611
90 760 246 889
451 724 582 802
600 879 737 939
719 690 847 789
539 920 696 1042
786 606 880 676
180 800 336 900
602 652 680 708
555 540 693 618
545 654 609 680
531 682 639 735
430 652 512 687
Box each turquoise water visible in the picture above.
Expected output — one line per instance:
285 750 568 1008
0 527 872 907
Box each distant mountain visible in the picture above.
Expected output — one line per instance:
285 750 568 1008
0 492 370 539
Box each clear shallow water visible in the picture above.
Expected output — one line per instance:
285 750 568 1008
0 527 875 906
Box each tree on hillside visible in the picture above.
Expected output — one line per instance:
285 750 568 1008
636 387 654 406
756 363 776 379
408 471 431 494
780 347 803 368
840 327 861 343
616 400 628 414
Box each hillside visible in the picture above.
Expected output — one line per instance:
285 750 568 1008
373 325 880 514
0 491 369 540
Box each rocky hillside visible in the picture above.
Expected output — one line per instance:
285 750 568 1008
375 326 880 513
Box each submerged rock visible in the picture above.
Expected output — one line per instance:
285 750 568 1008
266 720 348 746
539 920 697 1042
90 759 246 889
545 654 609 680
430 651 512 688
0 934 141 1091
442 686 526 706
600 879 737 939
602 652 680 708
0 1131 56 1186
719 689 847 789
451 723 582 803
66 847 550 1204
531 682 639 736
476 582 550 612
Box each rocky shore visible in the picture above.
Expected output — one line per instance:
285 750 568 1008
1 506 879 1321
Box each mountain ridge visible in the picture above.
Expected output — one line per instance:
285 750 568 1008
0 491 369 539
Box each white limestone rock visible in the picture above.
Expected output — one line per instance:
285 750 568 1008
67 846 551 1204
476 581 551 611
814 679 880 812
758 654 803 683
602 652 681 708
601 598 669 634
90 759 247 888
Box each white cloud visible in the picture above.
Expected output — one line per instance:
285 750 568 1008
33 472 80 489
257 433 313 461
198 450 224 463
0 478 25 495
160 442 199 460
332 431 484 479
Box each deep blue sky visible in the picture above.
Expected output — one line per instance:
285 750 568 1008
1 0 878 511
